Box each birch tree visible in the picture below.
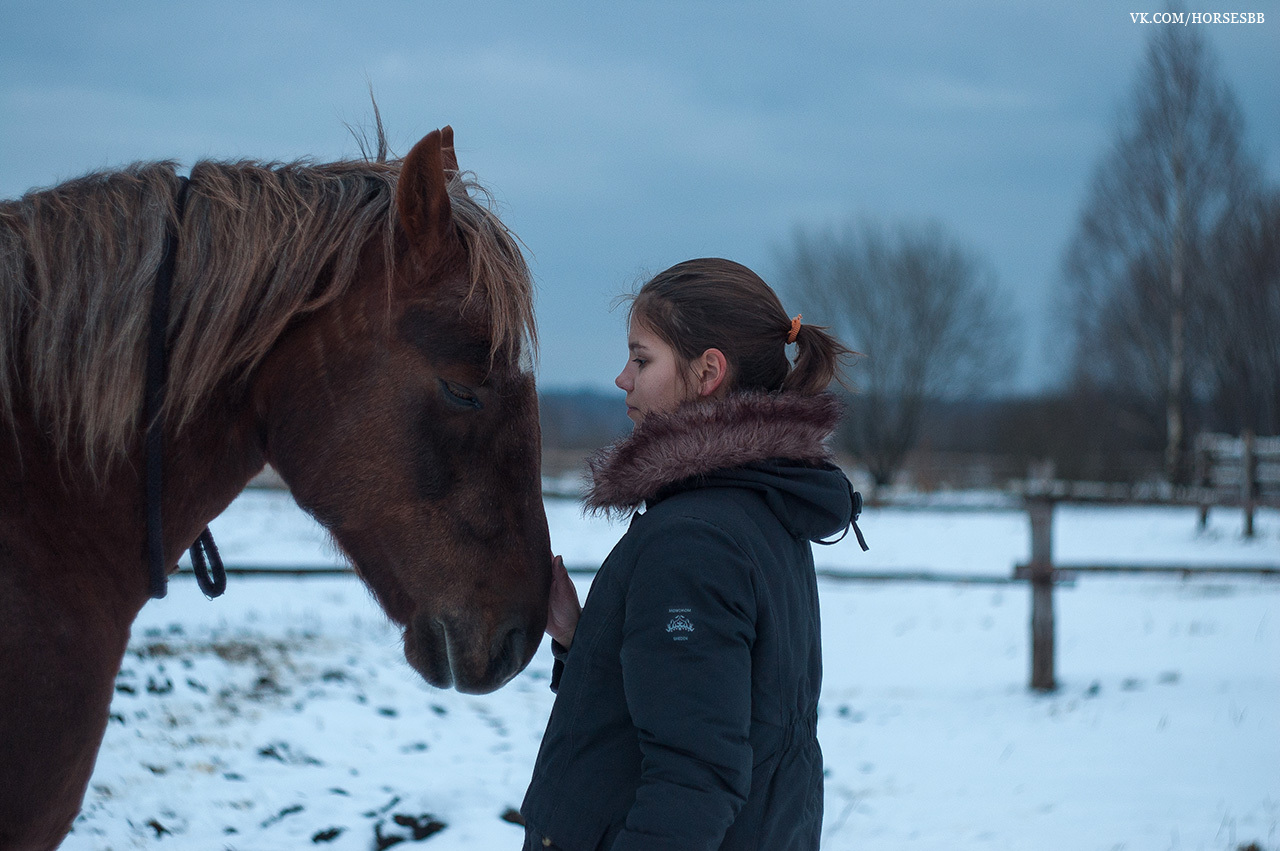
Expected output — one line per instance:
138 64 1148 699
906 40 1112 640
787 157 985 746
1062 23 1258 483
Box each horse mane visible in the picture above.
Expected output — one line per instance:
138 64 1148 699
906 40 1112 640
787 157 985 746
0 148 535 470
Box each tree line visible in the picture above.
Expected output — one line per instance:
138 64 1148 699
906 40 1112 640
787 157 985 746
538 388 1167 489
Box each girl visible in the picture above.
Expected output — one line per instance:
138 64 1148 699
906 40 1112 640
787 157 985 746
522 258 864 850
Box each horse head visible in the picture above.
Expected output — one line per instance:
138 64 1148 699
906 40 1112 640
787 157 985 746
252 129 552 694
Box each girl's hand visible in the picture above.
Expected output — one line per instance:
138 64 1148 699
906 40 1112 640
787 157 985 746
546 555 581 649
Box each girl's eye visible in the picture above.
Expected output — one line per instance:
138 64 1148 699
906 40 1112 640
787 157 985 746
632 358 647 367
439 379 482 410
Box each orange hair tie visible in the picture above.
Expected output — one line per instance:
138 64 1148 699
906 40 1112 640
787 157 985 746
787 314 802 344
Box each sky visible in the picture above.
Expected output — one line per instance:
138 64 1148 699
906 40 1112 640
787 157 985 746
2 1 1277 395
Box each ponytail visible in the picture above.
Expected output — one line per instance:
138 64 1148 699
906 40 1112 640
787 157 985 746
630 258 856 396
782 321 856 395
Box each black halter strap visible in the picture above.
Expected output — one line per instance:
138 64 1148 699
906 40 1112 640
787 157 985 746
144 175 226 600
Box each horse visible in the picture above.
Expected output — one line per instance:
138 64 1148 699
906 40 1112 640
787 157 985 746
0 126 553 850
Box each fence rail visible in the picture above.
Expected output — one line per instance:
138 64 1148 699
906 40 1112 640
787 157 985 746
216 472 1280 695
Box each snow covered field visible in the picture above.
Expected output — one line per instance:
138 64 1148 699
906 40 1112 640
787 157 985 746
63 491 1279 851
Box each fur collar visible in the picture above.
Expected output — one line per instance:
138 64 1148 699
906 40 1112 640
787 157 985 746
585 391 842 513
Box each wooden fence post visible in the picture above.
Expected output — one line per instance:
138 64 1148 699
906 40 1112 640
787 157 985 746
1242 430 1256 538
1027 497 1057 692
1194 434 1210 530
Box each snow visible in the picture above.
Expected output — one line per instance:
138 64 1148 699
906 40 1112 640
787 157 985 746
63 491 1280 850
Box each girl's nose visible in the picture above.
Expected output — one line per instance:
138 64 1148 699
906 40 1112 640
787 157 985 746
615 367 630 392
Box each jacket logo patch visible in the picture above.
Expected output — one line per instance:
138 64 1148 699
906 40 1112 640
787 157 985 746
666 608 694 640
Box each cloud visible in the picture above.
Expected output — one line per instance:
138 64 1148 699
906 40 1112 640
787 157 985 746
884 73 1038 113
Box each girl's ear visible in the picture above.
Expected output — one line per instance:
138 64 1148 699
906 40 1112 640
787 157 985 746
694 348 729 398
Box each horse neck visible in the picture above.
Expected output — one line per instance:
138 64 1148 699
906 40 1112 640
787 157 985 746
0 377 265 618
160 381 268 565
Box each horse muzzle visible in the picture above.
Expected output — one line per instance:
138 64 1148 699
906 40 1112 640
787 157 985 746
405 610 537 694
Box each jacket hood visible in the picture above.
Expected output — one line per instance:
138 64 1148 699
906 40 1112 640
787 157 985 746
585 391 858 542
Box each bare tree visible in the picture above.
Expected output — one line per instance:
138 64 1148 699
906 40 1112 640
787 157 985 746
1062 22 1259 483
1204 189 1280 435
780 219 1018 487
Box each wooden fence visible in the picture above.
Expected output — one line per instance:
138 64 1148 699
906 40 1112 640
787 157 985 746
1013 493 1279 692
1195 431 1280 537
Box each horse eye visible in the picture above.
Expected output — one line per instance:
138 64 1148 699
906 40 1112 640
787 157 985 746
439 379 482 410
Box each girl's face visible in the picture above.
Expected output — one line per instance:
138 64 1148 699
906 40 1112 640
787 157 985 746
615 322 690 425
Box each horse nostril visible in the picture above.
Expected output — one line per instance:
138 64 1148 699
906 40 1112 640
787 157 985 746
405 614 454 689
476 624 528 689
417 615 537 693
484 624 511 666
500 627 525 670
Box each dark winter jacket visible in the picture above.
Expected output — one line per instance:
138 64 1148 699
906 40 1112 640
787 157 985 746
521 391 859 851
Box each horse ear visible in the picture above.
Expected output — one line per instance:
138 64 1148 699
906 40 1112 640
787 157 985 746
441 125 459 175
396 129 454 261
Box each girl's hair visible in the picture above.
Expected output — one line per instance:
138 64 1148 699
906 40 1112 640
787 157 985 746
628 258 853 396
